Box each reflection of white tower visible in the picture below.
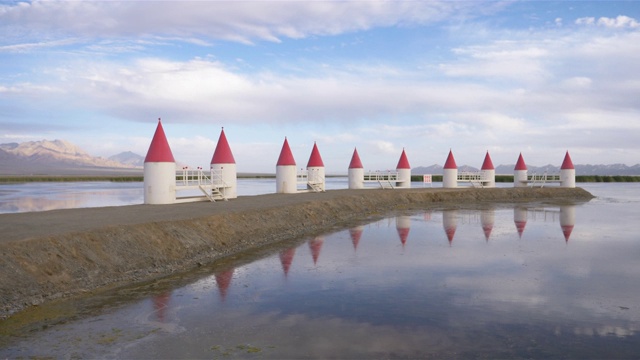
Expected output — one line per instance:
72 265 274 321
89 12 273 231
144 118 176 205
306 142 325 191
560 205 576 242
396 149 411 188
514 207 528 238
481 151 496 188
443 150 458 188
443 209 458 245
560 151 576 188
480 207 495 241
396 216 411 247
348 147 364 189
210 128 237 199
514 153 528 188
276 137 297 194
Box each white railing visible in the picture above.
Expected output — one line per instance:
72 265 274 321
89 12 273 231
363 170 398 182
528 172 560 187
176 168 227 188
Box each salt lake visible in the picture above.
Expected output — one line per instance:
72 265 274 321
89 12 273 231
1 182 639 358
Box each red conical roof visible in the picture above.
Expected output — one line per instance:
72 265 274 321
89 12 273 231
482 225 493 241
276 137 296 166
481 151 494 170
514 153 527 171
210 128 235 164
397 227 410 246
349 227 363 250
444 150 457 169
515 220 527 238
349 148 363 169
396 149 411 169
306 142 324 167
144 118 175 163
445 226 456 244
561 151 574 170
214 269 234 301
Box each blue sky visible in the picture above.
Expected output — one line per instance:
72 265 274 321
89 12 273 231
1 1 639 173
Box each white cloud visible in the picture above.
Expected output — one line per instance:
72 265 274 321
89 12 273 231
0 1 487 46
576 15 640 29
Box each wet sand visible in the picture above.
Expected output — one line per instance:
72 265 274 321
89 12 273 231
0 187 593 319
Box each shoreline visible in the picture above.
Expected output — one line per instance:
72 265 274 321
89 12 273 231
0 187 594 319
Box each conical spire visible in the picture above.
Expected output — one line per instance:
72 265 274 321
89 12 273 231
561 151 574 170
308 237 324 265
276 137 296 166
444 149 457 169
306 142 325 167
514 153 527 170
210 128 236 164
214 269 234 301
396 148 411 169
481 151 494 170
144 118 175 163
279 248 296 277
349 147 363 169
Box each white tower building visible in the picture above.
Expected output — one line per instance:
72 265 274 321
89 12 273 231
560 151 576 188
276 137 297 194
514 153 528 188
480 151 496 188
144 118 176 205
210 128 237 199
348 147 364 189
443 150 458 188
306 142 325 191
396 149 411 188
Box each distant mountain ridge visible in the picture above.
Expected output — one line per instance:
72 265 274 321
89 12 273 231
0 139 143 175
413 163 640 176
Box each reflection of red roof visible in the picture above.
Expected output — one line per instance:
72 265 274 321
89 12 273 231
481 151 494 170
514 153 527 171
349 148 363 169
562 225 574 242
515 220 527 238
397 227 410 246
307 142 325 167
349 227 363 250
444 150 457 169
152 293 171 322
145 118 175 163
277 138 296 166
445 226 456 244
308 237 324 265
396 149 411 169
215 269 234 301
211 128 236 164
482 225 493 241
561 151 574 170
279 248 296 277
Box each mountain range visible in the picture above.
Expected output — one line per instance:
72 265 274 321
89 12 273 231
1 139 638 176
0 139 144 175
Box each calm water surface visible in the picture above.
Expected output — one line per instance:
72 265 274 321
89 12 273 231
2 183 640 359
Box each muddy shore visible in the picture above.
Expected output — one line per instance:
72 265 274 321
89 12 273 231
0 187 593 319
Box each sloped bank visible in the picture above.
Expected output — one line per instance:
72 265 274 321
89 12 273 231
0 187 593 319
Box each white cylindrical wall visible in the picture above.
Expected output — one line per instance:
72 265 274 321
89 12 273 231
560 169 575 188
396 168 411 188
443 168 458 188
481 169 496 188
276 165 297 193
348 168 364 189
307 166 325 191
211 163 237 199
144 162 176 204
514 170 528 187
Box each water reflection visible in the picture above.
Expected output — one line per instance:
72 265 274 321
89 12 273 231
5 189 640 359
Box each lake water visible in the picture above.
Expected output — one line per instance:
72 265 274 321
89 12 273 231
1 183 640 358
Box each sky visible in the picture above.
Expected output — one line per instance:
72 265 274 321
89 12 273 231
1 0 639 174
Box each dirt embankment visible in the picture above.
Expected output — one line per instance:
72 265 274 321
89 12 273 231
0 187 593 319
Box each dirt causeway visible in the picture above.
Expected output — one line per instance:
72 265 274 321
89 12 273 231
0 187 593 319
